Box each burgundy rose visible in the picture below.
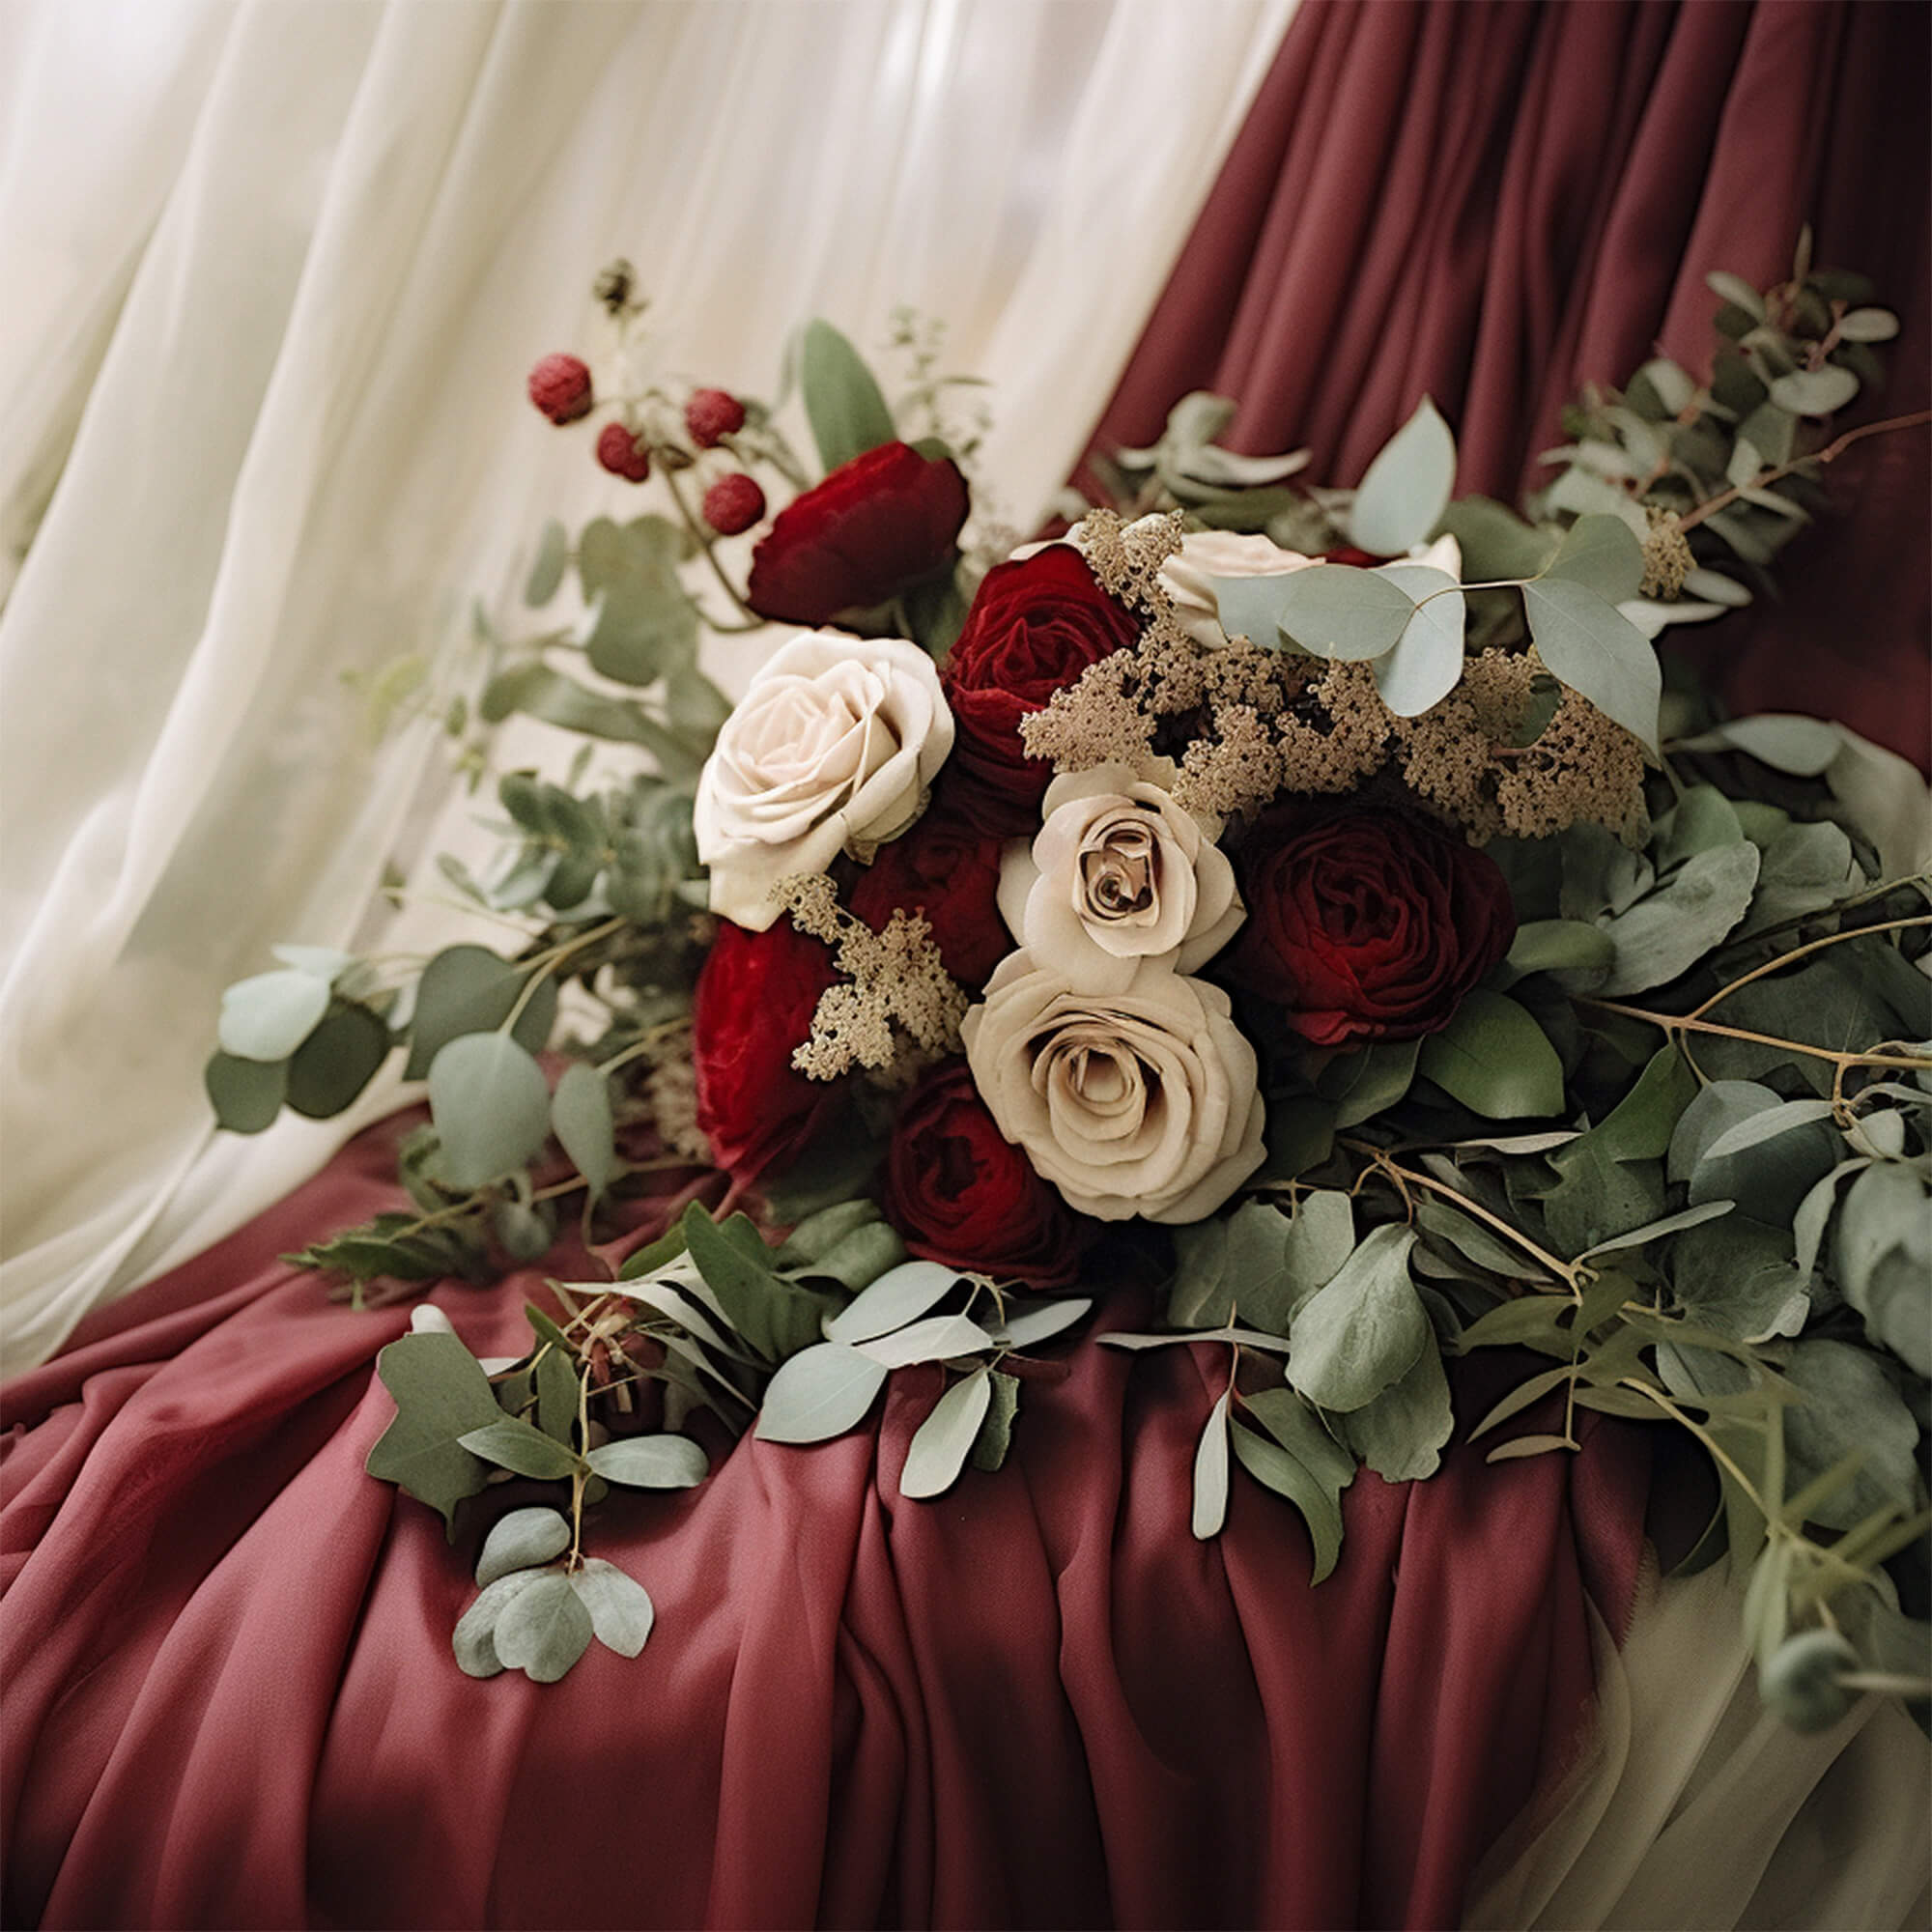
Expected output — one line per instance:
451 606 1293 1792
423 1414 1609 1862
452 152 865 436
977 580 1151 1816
692 917 842 1183
847 812 1010 988
746 440 968 626
884 1061 1094 1290
939 544 1138 837
1226 805 1516 1046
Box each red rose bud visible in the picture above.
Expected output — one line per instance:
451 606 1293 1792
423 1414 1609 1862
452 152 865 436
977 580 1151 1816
685 387 748 448
746 440 968 627
692 917 844 1183
939 544 1138 837
527 353 593 425
1228 805 1516 1046
847 810 1010 988
702 472 766 536
884 1060 1094 1291
595 422 651 483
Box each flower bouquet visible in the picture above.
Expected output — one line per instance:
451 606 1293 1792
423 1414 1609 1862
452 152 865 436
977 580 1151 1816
206 242 1931 1719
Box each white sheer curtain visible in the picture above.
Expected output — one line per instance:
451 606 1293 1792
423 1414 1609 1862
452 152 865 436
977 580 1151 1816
0 0 1296 1374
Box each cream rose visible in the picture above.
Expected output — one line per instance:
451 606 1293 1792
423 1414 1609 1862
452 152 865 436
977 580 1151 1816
997 763 1244 993
961 953 1265 1223
695 629 952 929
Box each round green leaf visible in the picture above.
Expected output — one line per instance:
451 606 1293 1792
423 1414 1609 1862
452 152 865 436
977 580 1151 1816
756 1343 889 1445
1520 575 1662 755
1288 1224 1429 1412
206 1051 288 1132
285 1002 390 1119
476 1507 572 1587
1768 366 1859 417
404 946 558 1081
1270 565 1416 661
570 1558 654 1658
452 1568 550 1678
1418 990 1566 1119
1371 563 1464 716
1835 308 1899 344
525 518 569 607
217 969 331 1062
1349 396 1456 555
1541 514 1645 604
492 1571 594 1683
428 1033 553 1191
552 1062 618 1198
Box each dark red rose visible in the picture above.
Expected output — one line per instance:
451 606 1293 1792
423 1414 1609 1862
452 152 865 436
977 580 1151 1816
746 440 968 625
884 1061 1094 1290
1227 806 1516 1046
692 917 842 1183
939 544 1138 837
847 812 1010 988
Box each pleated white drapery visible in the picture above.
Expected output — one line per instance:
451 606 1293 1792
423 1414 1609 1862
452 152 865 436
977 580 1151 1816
0 0 1296 1374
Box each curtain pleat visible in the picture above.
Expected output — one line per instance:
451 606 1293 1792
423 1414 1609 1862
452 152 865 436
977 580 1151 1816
1090 0 1930 765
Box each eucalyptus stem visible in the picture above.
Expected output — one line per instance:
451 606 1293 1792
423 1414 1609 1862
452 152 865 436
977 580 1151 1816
499 917 628 1035
1676 409 1932 535
1579 1000 1932 1073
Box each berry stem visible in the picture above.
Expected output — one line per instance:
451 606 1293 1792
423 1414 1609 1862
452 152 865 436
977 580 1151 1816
660 464 762 627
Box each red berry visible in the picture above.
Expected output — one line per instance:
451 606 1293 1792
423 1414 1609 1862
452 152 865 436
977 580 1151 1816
703 473 766 535
686 387 747 448
527 353 593 425
596 422 651 483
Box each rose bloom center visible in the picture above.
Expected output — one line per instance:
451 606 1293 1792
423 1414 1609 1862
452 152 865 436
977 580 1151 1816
1080 820 1159 921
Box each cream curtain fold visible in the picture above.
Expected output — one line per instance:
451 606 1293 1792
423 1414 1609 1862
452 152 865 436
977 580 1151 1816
0 0 1296 1373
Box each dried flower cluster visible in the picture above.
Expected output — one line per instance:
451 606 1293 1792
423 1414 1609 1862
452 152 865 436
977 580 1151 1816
1023 524 1647 844
776 874 968 1081
643 1026 711 1163
1640 505 1694 600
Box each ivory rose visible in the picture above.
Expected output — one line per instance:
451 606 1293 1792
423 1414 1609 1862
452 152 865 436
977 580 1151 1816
997 763 1244 992
694 629 953 929
961 954 1265 1223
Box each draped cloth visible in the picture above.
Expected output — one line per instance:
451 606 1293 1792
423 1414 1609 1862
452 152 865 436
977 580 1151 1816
2 1117 1650 1931
1092 0 1932 770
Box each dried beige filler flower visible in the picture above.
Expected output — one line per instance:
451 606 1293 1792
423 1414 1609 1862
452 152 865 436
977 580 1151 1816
1640 504 1695 600
642 1027 711 1163
775 874 968 1081
1020 504 1648 843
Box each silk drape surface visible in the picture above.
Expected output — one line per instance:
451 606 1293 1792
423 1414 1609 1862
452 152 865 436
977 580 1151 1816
2 1114 1648 1931
1092 0 1932 771
0 0 1293 1373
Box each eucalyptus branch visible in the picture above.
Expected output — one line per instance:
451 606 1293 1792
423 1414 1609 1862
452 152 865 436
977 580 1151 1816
1688 913 1932 1022
1675 409 1932 534
1579 999 1932 1074
500 917 628 1034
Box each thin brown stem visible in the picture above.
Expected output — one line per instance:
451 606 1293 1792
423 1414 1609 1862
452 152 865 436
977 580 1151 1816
1677 410 1932 534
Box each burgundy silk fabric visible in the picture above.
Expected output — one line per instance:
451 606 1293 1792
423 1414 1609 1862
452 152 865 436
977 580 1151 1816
1092 0 1931 768
2 1114 1649 1930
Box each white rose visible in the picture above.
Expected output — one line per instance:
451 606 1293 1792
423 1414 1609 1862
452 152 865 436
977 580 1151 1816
961 954 1265 1224
695 629 952 929
1158 530 1319 647
997 763 1244 993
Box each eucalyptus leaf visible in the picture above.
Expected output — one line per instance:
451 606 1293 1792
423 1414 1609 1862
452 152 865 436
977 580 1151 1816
1317 1037 1420 1129
755 1343 889 1444
1596 842 1761 995
1507 920 1617 979
1227 1417 1349 1584
1418 990 1565 1119
1349 396 1456 555
1781 1340 1923 1531
1288 1225 1429 1412
453 1568 549 1678
1437 497 1559 582
972 1369 1022 1472
1836 308 1900 344
285 1003 390 1119
428 1034 553 1192
1192 1389 1233 1539
475 1507 572 1586
585 1434 708 1489
1371 563 1464 716
997 1297 1093 1350
217 969 331 1062
552 1063 619 1198
1542 514 1645 604
900 1370 993 1500
206 1051 289 1133
459 1416 582 1482
1768 366 1859 417
1833 1164 1931 1376
1576 1199 1736 1259
404 946 558 1081
493 1570 594 1682
683 1206 837 1361
525 518 569 606
855 1314 996 1369
1270 565 1416 661
570 1557 655 1657
1341 1340 1454 1482
823 1260 961 1344
787 1219 907 1294
1521 576 1662 755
